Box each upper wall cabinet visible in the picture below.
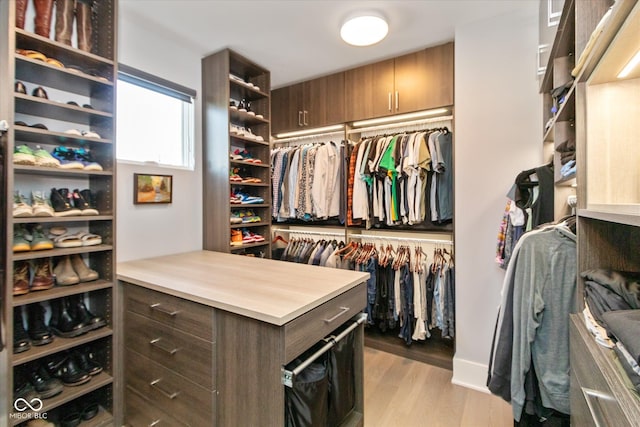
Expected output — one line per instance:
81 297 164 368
271 72 345 135
345 42 454 122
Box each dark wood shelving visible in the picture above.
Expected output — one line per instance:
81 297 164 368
14 125 112 145
230 222 270 229
578 208 640 228
229 241 269 250
12 244 114 261
229 78 269 100
230 181 268 187
13 165 112 177
13 215 114 224
230 159 269 168
230 203 269 208
229 109 269 126
230 134 270 146
15 93 112 125
13 280 113 307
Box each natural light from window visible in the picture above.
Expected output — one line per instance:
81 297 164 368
116 79 194 169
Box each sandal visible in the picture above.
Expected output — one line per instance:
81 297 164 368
75 231 102 246
52 233 82 248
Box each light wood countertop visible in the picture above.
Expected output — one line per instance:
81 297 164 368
117 250 369 326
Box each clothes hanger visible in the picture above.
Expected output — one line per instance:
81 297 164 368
272 234 288 244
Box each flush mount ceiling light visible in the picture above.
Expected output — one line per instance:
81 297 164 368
341 14 388 47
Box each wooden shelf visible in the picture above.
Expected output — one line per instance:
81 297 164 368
229 241 269 250
15 93 112 125
230 203 268 208
229 78 269 100
230 133 270 146
14 215 114 224
542 83 576 141
12 244 114 261
80 405 113 427
556 172 577 185
578 208 640 227
229 109 269 126
14 125 112 145
230 159 269 168
12 327 113 366
13 280 113 307
541 0 576 93
16 28 115 68
230 222 270 229
10 372 113 425
14 165 112 177
230 181 268 187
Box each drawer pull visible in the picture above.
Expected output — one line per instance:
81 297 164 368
150 378 180 400
150 303 180 317
149 338 179 355
324 306 350 323
582 387 614 427
149 420 161 427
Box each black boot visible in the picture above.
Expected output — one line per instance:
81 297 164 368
46 352 91 386
27 363 64 399
70 295 106 331
49 298 87 338
14 367 39 402
73 346 102 376
27 303 54 346
13 307 31 353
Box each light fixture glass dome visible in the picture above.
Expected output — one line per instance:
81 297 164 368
340 15 389 47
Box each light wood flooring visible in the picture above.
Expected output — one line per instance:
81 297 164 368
364 347 513 427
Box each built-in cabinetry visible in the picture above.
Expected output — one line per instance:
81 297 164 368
118 250 369 427
271 72 345 135
568 0 640 424
1 0 118 424
202 48 272 257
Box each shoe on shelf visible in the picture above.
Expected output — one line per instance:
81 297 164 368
30 225 54 251
230 168 242 182
27 302 55 346
13 191 33 217
49 298 87 338
51 147 84 169
45 352 91 386
238 99 247 113
15 80 27 94
69 295 106 331
31 191 55 217
72 189 99 215
229 100 238 110
230 149 244 161
13 226 32 253
74 147 103 170
230 229 243 246
230 212 243 224
33 145 60 167
14 307 31 353
241 149 262 164
245 101 255 116
230 192 241 204
72 346 103 376
235 192 264 204
241 230 255 244
13 371 39 404
31 258 54 291
50 188 82 216
70 254 99 282
31 86 48 99
25 364 64 399
13 261 30 296
81 130 101 139
251 232 265 243
14 145 36 165
53 256 80 286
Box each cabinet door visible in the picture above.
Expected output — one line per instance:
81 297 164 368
394 43 454 113
271 83 304 135
304 72 345 128
345 59 395 121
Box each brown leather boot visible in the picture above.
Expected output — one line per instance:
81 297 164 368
34 0 54 38
76 0 93 52
15 0 28 29
54 0 74 46
32 258 55 291
13 261 30 296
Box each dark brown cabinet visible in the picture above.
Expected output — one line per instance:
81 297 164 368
271 72 345 135
345 43 454 122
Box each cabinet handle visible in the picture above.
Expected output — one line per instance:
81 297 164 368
303 110 308 126
388 92 392 111
298 111 303 127
150 378 180 400
149 337 179 355
149 303 180 317
324 306 350 323
395 91 399 110
148 420 161 427
582 387 614 427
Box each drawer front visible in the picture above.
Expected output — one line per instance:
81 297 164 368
124 283 215 341
125 310 214 390
126 348 215 427
570 320 629 426
284 283 365 362
126 386 187 427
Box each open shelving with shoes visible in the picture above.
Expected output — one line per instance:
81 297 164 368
1 0 119 424
202 48 272 258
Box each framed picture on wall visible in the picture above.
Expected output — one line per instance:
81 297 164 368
134 173 173 204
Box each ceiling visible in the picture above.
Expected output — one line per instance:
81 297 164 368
119 0 529 88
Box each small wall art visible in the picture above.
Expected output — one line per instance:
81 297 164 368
134 173 173 204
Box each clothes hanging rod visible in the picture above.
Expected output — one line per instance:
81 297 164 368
273 229 345 237
346 115 453 135
281 313 366 388
272 130 345 145
349 233 453 244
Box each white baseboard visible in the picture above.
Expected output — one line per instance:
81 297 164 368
451 356 491 394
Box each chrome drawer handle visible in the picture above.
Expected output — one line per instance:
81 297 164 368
324 306 350 323
149 338 179 355
149 420 161 427
150 378 180 400
150 303 180 317
582 387 614 427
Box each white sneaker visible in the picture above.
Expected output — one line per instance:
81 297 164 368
13 192 33 217
31 191 54 217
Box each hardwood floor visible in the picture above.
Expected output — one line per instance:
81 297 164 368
363 347 513 427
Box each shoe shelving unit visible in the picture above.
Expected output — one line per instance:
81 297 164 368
1 0 119 425
202 48 272 258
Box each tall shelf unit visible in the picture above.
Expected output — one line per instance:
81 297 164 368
1 1 118 424
202 48 272 258
554 0 640 424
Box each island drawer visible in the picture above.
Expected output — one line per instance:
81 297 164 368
124 283 215 341
283 283 366 362
125 386 187 427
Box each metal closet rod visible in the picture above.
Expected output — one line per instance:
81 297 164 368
273 229 345 237
346 115 454 135
281 313 366 388
349 234 453 244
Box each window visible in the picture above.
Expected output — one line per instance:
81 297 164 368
116 65 196 169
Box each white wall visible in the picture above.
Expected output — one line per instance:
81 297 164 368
452 5 542 391
116 9 203 262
